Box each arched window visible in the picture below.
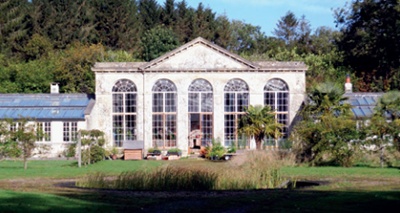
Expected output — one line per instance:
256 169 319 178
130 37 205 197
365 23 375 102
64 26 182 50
152 79 177 148
188 79 213 148
264 78 289 139
112 79 137 147
224 79 249 147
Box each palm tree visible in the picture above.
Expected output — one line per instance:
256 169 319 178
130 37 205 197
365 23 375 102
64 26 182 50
238 105 282 150
373 90 400 156
303 82 351 118
375 90 400 120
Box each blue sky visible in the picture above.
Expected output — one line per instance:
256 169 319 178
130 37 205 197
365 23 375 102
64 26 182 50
156 0 348 36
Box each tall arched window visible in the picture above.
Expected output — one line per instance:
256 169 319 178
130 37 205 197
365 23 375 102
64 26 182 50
224 79 249 147
188 79 213 148
152 79 177 148
112 79 137 147
264 78 289 139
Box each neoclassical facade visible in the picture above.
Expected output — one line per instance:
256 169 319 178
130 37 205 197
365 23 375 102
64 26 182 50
90 37 307 155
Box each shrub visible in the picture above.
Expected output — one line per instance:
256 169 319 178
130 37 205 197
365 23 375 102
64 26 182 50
206 138 226 160
64 143 76 159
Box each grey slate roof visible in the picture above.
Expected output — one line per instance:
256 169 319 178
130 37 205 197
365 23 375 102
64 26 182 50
0 94 95 121
92 37 307 73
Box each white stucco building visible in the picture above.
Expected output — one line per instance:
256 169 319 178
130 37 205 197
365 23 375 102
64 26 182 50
90 37 307 155
0 37 308 158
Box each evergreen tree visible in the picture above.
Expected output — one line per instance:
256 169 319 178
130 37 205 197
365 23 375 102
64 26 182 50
0 0 30 58
160 0 176 27
273 11 298 46
335 0 400 91
191 3 216 41
93 0 140 51
214 15 232 49
138 0 161 32
174 0 194 43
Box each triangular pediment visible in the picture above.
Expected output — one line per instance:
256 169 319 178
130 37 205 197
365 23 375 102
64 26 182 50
141 37 258 70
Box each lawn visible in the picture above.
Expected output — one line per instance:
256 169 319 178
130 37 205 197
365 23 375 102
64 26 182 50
0 159 399 212
0 159 162 180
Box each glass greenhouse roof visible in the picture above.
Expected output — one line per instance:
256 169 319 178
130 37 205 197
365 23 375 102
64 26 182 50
344 93 383 119
0 94 94 121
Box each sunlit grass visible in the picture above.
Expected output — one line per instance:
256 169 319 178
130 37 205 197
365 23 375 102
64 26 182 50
0 159 162 180
0 189 113 213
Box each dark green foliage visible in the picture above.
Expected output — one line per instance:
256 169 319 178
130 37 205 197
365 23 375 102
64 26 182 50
206 139 226 159
141 25 180 61
80 129 106 165
138 0 161 31
0 0 30 58
90 145 105 163
335 0 400 91
93 0 140 51
64 143 76 159
0 0 396 93
291 83 360 167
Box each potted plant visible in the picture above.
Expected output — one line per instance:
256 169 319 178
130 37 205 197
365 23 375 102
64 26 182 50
167 148 182 156
147 148 162 160
110 147 119 160
147 148 162 156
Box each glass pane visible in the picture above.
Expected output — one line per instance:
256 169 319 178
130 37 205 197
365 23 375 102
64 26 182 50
224 93 235 112
63 123 70 142
152 114 164 147
277 92 288 112
224 114 236 146
112 94 123 113
152 93 164 112
201 93 213 112
188 93 199 112
201 114 213 146
277 113 288 138
224 79 249 91
264 92 275 110
237 93 249 112
125 114 136 140
112 79 136 92
165 114 176 147
113 115 123 147
45 122 51 141
165 93 177 112
264 79 288 91
125 93 136 113
189 79 213 92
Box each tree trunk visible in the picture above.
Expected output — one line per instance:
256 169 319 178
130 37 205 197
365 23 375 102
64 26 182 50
380 146 384 168
24 157 28 170
255 139 262 150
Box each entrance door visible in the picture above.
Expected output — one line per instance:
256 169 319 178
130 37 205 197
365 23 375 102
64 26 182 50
189 113 212 148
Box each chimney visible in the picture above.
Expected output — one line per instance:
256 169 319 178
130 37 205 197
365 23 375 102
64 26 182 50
50 83 59 94
344 74 352 93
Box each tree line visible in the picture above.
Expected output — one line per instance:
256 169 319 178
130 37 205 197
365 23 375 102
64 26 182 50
0 0 399 93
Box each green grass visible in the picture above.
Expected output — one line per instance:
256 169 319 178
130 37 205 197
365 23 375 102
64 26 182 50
281 166 400 179
0 159 399 212
0 190 114 213
0 159 162 180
